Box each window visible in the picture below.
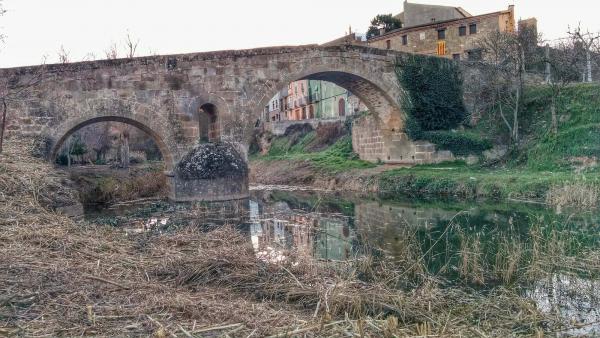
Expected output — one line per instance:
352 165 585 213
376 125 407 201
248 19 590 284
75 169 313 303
386 39 391 49
469 23 477 35
402 35 408 45
452 53 461 60
459 26 467 36
338 98 346 117
301 107 307 120
437 29 446 40
309 105 314 119
437 41 446 55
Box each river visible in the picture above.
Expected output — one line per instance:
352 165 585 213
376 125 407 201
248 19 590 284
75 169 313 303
85 185 600 336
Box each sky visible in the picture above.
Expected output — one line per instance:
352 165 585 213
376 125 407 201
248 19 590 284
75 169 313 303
0 0 597 68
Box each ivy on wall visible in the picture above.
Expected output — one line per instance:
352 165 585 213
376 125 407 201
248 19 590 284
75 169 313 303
396 54 467 137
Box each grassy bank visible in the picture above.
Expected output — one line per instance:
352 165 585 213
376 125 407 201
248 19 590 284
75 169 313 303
378 162 600 203
253 125 375 173
379 84 600 204
251 84 600 207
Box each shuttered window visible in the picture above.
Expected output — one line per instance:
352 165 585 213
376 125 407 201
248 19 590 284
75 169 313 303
437 41 446 55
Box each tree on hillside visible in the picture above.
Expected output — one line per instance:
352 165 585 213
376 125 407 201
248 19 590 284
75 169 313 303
120 127 130 168
476 31 528 144
545 40 581 134
79 122 112 163
568 24 600 82
366 14 402 39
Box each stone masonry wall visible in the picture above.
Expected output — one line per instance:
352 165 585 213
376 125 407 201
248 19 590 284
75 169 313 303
368 6 515 61
352 114 386 162
0 45 409 168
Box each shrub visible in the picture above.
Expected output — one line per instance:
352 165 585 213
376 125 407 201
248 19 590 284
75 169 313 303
422 131 492 156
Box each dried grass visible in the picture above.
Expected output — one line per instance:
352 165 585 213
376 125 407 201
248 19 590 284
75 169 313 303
0 137 585 337
546 182 599 210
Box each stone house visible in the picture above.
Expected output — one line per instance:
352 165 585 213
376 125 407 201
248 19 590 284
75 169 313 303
368 1 521 61
263 79 366 131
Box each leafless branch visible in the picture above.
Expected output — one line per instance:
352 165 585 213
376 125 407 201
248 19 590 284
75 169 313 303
125 32 139 59
57 45 70 64
104 42 119 60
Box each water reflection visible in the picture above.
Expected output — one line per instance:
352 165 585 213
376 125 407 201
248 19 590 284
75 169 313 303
527 274 600 336
85 188 600 334
246 199 356 262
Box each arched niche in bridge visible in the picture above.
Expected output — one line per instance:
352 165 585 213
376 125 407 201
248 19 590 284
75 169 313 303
198 103 220 143
48 116 174 171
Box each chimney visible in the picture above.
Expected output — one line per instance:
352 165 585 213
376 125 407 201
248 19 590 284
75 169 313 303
379 27 386 35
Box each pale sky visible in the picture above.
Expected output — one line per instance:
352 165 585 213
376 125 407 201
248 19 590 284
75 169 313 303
0 0 596 68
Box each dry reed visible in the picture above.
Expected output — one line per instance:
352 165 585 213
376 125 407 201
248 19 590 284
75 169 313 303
546 182 599 210
0 137 591 337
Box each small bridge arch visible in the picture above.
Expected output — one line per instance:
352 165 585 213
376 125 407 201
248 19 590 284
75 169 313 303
47 115 175 171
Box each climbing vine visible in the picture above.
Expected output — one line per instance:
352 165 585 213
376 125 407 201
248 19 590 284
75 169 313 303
396 54 467 138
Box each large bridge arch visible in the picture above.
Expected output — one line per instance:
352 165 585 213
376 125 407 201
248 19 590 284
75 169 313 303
254 48 407 130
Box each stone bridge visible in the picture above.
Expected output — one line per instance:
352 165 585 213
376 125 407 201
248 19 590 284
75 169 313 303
1 44 446 200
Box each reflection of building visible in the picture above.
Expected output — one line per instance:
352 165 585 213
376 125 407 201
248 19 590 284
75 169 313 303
248 200 356 262
263 80 367 124
315 219 353 261
366 2 529 61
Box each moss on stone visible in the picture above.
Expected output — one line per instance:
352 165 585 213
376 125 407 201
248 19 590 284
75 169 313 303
175 143 248 180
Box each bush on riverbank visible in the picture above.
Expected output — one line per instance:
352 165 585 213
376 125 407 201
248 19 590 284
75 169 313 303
421 130 492 156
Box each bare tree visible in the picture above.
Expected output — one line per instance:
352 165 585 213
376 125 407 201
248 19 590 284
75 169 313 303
120 127 130 168
57 45 70 64
568 24 600 82
0 1 6 45
104 42 119 60
82 52 97 62
79 122 112 163
544 41 581 134
124 32 139 59
477 31 527 144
